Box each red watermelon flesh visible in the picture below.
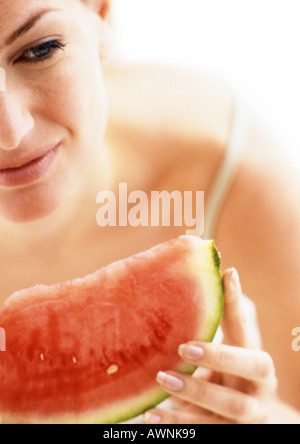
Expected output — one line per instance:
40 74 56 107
0 236 223 424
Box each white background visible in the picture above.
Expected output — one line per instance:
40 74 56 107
112 0 300 161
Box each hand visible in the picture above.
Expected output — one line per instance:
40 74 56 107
144 268 278 424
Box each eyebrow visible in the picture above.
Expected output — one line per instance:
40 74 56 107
3 8 60 48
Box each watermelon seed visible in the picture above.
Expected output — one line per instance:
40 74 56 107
107 365 119 375
72 357 78 364
40 353 44 362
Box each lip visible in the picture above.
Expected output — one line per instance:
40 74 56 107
0 143 60 188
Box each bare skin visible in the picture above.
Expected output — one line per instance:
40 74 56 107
0 0 300 424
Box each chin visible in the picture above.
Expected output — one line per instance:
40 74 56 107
0 199 63 224
0 184 69 224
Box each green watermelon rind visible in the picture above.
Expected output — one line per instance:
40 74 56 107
198 240 224 341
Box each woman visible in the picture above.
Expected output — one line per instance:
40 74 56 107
0 0 300 424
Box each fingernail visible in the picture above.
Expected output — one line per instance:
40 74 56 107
156 371 185 391
178 344 204 361
229 268 241 291
144 411 162 424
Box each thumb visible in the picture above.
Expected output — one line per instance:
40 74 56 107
221 268 262 350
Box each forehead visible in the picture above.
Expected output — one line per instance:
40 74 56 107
0 0 69 16
0 0 80 28
0 0 82 46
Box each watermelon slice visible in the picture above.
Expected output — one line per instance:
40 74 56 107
0 235 223 424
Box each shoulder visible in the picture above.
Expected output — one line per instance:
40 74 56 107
217 115 300 270
103 62 234 189
104 62 233 148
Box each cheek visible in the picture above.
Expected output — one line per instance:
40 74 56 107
0 60 109 223
32 57 107 145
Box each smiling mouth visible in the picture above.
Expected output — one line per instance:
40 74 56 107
0 143 60 188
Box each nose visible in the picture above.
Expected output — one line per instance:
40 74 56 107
0 68 34 151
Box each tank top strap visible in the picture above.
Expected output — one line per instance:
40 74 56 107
202 94 249 240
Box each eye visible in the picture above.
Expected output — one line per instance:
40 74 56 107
15 40 66 64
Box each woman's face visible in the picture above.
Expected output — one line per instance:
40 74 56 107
0 0 108 223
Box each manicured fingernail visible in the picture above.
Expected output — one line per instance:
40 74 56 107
178 344 204 361
144 411 162 424
156 371 185 391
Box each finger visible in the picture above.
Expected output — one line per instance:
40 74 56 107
222 268 262 350
144 408 230 425
156 371 267 424
178 342 277 394
170 395 213 416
